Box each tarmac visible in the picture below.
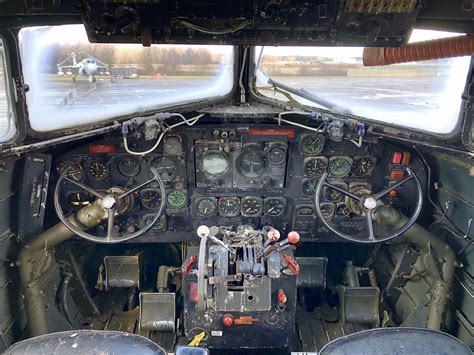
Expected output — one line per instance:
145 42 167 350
0 75 459 136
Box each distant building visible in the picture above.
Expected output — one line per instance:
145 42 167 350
111 66 138 78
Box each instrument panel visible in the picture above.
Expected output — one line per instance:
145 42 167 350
53 124 425 243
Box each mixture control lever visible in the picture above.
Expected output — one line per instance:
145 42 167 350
262 231 300 257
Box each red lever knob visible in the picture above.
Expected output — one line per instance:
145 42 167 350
223 314 234 327
287 231 300 244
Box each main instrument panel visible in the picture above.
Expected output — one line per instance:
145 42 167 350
54 124 425 243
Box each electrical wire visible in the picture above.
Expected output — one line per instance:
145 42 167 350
123 113 204 156
179 20 251 35
274 111 322 132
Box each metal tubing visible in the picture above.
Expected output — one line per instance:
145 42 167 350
374 206 456 330
17 203 106 337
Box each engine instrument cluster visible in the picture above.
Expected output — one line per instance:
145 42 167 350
54 124 425 243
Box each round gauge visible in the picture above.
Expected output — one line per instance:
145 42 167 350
352 157 376 177
201 151 230 176
328 157 353 177
218 197 240 217
153 216 167 231
144 215 167 231
88 161 108 180
196 197 217 217
268 147 286 165
68 192 90 207
166 190 187 209
302 179 318 195
118 157 141 177
241 196 264 217
238 149 267 178
296 206 314 216
304 157 328 178
140 189 162 210
163 135 183 155
67 164 85 182
324 182 348 202
335 203 351 217
320 202 336 219
301 134 325 155
153 156 178 182
264 198 286 216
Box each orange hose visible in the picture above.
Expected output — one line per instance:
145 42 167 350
363 34 474 66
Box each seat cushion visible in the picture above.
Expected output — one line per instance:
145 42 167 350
319 327 471 355
5 330 166 355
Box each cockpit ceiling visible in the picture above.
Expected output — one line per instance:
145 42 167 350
0 1 472 46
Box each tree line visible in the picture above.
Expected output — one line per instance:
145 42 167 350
41 42 223 75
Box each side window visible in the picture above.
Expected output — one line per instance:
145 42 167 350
0 38 15 142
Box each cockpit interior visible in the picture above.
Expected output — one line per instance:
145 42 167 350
0 1 473 354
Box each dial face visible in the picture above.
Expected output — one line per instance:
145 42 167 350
68 164 85 182
328 157 353 177
88 161 108 180
196 197 217 217
118 157 141 177
304 157 328 177
153 216 167 231
166 190 187 208
58 162 84 181
301 134 325 155
302 179 318 195
218 197 240 217
352 157 376 176
153 156 178 182
201 151 230 176
264 198 286 216
145 215 167 231
68 192 90 207
163 135 182 155
140 189 162 210
241 196 263 217
268 147 286 165
238 150 267 178
296 206 314 216
320 202 336 219
335 203 351 217
324 182 348 202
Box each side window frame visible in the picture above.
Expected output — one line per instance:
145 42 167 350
0 35 16 143
0 30 28 147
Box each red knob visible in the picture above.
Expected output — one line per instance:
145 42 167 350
223 314 234 327
268 228 281 242
277 289 287 304
287 231 300 244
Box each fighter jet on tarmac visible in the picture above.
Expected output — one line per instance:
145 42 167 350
57 52 109 84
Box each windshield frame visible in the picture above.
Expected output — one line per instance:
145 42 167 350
14 27 240 140
0 31 22 146
249 46 474 142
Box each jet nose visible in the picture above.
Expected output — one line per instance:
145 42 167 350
84 63 97 75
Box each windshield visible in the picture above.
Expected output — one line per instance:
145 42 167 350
19 25 234 132
254 30 472 135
